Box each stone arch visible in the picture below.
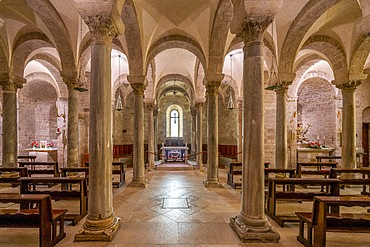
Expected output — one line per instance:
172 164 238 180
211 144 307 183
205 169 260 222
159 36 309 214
11 32 54 77
155 74 195 104
208 0 232 74
350 34 370 77
24 72 62 99
121 0 144 75
301 35 348 84
0 37 9 73
146 35 207 74
27 0 76 72
279 0 342 77
362 106 370 123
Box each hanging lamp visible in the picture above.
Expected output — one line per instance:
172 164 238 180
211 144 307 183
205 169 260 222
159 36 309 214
115 54 123 111
227 54 235 110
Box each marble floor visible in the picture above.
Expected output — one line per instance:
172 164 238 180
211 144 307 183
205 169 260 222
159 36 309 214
0 166 369 247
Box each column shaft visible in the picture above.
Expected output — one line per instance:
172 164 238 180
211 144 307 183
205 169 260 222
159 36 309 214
204 78 222 188
237 100 243 162
66 81 79 167
196 102 203 171
128 80 146 187
191 107 197 161
275 86 288 169
147 103 155 170
2 82 18 167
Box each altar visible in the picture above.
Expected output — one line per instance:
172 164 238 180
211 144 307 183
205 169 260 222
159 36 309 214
297 148 335 163
24 148 58 162
160 146 189 163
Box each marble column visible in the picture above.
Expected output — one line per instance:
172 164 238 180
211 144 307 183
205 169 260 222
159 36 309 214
204 75 223 188
196 102 204 171
62 76 79 167
128 77 147 187
229 19 280 242
191 107 197 160
237 99 243 162
337 81 361 170
275 83 290 169
75 15 120 241
0 75 24 167
146 100 155 171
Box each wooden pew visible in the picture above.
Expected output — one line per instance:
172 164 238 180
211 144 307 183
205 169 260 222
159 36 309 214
17 155 37 162
315 155 341 162
19 177 87 225
265 178 341 227
18 161 59 177
0 193 67 247
264 168 296 191
84 162 125 188
329 168 370 195
0 167 28 187
296 195 370 247
296 162 338 178
227 162 271 189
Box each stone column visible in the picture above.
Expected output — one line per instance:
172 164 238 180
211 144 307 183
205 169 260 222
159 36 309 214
191 107 197 161
275 82 290 169
146 100 155 171
237 99 243 162
196 101 204 171
204 75 223 188
128 77 147 187
0 75 24 167
75 15 120 241
153 108 158 161
229 19 280 242
337 81 361 170
62 76 79 167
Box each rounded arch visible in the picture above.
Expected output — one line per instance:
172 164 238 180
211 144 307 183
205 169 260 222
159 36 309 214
24 72 62 98
208 0 232 74
350 34 370 77
145 35 207 75
155 74 194 104
279 0 342 77
166 104 184 138
301 35 348 84
27 0 76 72
363 106 370 123
0 37 9 73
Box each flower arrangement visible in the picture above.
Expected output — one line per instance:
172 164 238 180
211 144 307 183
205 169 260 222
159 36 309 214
47 142 55 148
306 141 330 149
29 141 39 148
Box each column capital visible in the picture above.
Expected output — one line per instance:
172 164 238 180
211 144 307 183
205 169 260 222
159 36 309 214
0 73 25 91
195 101 204 108
336 80 362 91
130 83 145 95
274 81 292 94
85 15 119 43
237 17 273 42
205 74 222 97
62 76 79 88
145 99 155 110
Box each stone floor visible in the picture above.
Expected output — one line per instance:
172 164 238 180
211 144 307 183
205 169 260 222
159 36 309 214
0 166 369 247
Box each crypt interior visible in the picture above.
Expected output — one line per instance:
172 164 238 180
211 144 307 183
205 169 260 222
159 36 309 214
0 0 370 246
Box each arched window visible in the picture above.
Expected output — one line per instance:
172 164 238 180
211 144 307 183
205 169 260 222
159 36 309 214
170 109 179 137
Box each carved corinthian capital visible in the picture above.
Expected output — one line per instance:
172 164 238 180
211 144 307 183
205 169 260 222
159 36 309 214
85 15 119 43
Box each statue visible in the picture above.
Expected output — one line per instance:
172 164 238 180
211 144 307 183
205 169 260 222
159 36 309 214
296 123 311 143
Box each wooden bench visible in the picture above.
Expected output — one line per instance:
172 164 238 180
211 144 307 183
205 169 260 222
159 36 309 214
329 168 370 195
264 168 296 191
296 162 338 178
296 195 370 247
0 167 28 187
265 178 341 227
227 162 270 189
20 177 88 225
316 155 341 162
18 161 59 177
17 155 37 162
84 162 125 188
0 193 67 247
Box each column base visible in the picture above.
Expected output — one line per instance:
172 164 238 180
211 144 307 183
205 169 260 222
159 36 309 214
229 215 280 243
74 214 121 242
203 179 223 188
127 178 147 188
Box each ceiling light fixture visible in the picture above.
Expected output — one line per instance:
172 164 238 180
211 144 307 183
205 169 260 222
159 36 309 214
115 54 123 111
227 54 235 110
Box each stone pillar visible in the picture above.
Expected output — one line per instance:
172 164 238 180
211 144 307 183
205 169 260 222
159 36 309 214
204 75 223 188
0 75 24 167
191 107 197 161
146 100 155 171
63 77 79 167
75 15 120 241
196 101 204 171
275 82 290 169
229 18 280 242
237 99 243 162
128 77 147 187
153 108 158 161
337 81 361 170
